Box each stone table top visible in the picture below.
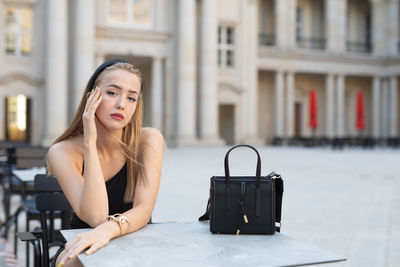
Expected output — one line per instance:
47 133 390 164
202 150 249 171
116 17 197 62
12 167 46 182
61 221 346 267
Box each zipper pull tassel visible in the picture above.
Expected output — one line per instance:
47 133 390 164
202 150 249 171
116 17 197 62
239 201 249 223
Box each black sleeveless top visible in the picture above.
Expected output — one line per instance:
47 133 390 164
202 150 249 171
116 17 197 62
70 162 133 228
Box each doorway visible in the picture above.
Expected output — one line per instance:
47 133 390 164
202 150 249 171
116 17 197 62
219 104 235 145
5 95 31 142
294 102 302 138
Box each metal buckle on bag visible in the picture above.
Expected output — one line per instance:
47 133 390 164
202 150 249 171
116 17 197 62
275 221 281 229
266 171 275 179
272 174 281 179
266 172 281 179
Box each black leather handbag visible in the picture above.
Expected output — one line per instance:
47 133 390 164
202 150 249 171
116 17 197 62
199 144 284 234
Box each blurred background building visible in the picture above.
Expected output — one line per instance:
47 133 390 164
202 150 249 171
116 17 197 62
0 0 399 147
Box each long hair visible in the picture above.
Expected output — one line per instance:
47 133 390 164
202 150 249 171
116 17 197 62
51 59 144 202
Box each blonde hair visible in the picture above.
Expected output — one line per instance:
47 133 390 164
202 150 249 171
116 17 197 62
51 61 144 202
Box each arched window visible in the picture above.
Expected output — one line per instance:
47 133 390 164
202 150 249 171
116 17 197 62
4 6 33 56
107 0 153 28
346 0 372 53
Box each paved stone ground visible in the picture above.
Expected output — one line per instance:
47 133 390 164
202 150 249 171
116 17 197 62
152 146 400 267
3 146 400 266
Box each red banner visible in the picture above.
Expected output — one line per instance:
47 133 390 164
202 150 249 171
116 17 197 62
309 89 317 129
356 90 365 130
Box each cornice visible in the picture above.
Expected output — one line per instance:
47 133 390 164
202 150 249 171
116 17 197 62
258 47 400 66
96 26 171 43
0 72 43 87
3 0 37 5
218 82 244 94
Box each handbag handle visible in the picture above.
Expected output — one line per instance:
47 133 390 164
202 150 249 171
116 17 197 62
224 144 262 187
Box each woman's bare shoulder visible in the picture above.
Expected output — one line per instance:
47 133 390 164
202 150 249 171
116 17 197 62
47 136 83 164
141 127 164 145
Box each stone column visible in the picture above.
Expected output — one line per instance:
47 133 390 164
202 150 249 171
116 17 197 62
174 0 197 146
372 77 381 138
244 0 262 144
381 79 389 138
336 75 345 137
389 76 398 137
73 0 95 111
325 74 335 138
274 71 284 138
199 0 223 145
372 0 386 55
42 0 68 146
151 56 163 130
325 0 347 52
286 72 295 138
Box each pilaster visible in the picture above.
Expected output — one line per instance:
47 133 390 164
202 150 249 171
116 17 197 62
151 56 163 131
199 0 224 145
286 72 295 138
325 74 335 138
326 0 347 52
372 77 381 138
42 0 68 146
274 71 284 138
389 76 398 137
336 75 345 137
172 0 198 146
72 0 95 112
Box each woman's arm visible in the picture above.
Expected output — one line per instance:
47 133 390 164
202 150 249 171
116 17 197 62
48 87 109 227
121 127 164 231
47 139 109 227
59 128 164 263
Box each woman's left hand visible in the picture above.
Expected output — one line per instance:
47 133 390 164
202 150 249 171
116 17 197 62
59 223 115 265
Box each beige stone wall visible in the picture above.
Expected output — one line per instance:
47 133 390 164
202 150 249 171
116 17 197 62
0 0 46 145
217 0 239 22
0 0 399 146
258 71 274 142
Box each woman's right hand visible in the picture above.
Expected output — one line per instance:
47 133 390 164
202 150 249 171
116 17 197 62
82 86 103 144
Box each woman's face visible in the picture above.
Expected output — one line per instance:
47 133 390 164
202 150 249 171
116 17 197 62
95 69 141 132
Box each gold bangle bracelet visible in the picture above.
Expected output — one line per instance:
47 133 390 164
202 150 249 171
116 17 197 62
106 213 131 236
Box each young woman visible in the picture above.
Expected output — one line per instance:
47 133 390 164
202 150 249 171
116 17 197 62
47 59 164 267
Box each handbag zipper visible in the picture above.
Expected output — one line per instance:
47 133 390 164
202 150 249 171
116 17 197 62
240 182 248 223
239 200 248 223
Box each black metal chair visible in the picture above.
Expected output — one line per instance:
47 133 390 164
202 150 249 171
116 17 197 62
1 146 47 239
18 174 72 267
6 147 48 266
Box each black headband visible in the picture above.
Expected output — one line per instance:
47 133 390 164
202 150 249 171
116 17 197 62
87 59 130 92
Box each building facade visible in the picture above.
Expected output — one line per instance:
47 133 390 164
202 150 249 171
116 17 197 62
0 0 399 146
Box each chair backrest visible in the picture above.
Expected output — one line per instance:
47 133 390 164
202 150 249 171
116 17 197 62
16 147 48 169
34 174 72 267
16 158 46 169
6 147 16 166
16 147 48 158
34 174 71 213
35 175 63 192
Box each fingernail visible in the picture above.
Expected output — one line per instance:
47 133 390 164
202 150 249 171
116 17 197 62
57 262 64 267
99 96 102 100
69 255 74 259
86 250 91 255
91 88 95 93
